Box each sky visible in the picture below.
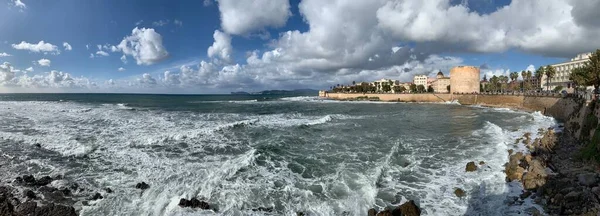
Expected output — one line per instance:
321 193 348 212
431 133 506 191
0 0 598 94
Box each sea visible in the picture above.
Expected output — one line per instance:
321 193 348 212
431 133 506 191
0 93 557 216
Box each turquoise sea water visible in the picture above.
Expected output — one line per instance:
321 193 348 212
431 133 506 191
0 94 555 215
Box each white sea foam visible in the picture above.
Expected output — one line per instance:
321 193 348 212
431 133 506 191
0 100 558 215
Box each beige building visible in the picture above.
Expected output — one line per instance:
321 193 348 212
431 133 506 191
541 52 592 92
372 78 401 92
450 66 480 93
413 75 428 87
431 71 450 93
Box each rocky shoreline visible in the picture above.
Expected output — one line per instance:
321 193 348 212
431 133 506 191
501 128 600 215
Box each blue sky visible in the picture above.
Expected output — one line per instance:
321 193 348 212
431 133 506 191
0 0 597 93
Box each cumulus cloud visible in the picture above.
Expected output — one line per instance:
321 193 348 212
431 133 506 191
0 62 16 84
118 67 125 72
116 27 169 65
12 0 26 9
120 55 127 64
12 41 60 54
95 51 109 57
207 30 232 62
376 0 600 57
0 53 11 57
25 67 33 72
63 42 72 51
37 58 51 67
216 0 291 35
138 73 157 86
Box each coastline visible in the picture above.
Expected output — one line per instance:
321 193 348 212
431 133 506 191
319 93 600 215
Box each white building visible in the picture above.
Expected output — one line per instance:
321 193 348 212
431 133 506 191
541 52 592 92
413 75 428 87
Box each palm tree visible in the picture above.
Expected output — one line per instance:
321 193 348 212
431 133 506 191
535 66 545 91
510 72 518 82
490 75 499 92
526 70 532 91
352 81 356 85
545 65 556 91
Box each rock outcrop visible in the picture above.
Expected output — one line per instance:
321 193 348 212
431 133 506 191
465 162 477 172
178 198 210 210
135 182 150 190
522 159 547 190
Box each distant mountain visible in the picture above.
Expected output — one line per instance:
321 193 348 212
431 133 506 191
230 89 318 95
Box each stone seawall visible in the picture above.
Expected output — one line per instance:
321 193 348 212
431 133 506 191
323 93 454 103
322 93 579 122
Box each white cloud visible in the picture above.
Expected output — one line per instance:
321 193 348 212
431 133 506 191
207 30 232 62
203 0 213 7
12 41 60 54
152 20 169 27
0 53 11 57
216 0 291 35
95 51 109 57
138 73 157 86
120 55 127 64
25 67 33 72
12 0 26 9
63 42 72 51
0 62 16 84
375 0 600 56
174 20 183 27
89 53 95 58
118 67 126 72
37 58 51 67
86 44 89 50
135 20 144 26
116 27 169 65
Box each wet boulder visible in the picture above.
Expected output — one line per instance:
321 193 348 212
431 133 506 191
15 201 37 215
454 188 466 198
505 153 526 182
0 196 14 216
90 193 103 201
465 162 477 172
252 206 273 212
22 175 36 185
35 176 53 186
104 188 113 193
135 182 150 190
368 208 378 216
33 203 77 216
178 198 210 209
24 190 36 199
398 200 421 216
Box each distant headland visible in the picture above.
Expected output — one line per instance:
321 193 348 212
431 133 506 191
231 89 318 95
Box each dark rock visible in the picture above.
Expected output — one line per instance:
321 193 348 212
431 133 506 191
397 200 421 216
0 196 14 216
36 176 53 186
90 193 103 200
508 149 514 155
296 212 305 216
577 173 598 187
135 182 150 190
520 191 532 199
376 209 393 216
15 201 37 215
454 188 466 198
465 162 477 172
24 190 36 199
34 203 77 216
60 188 71 196
564 191 581 203
34 143 41 148
551 193 563 205
252 206 273 212
178 198 210 209
592 186 600 197
69 183 79 191
104 188 113 193
22 175 35 185
524 207 542 216
14 177 23 183
479 161 485 165
368 208 378 216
